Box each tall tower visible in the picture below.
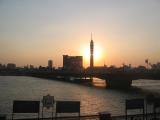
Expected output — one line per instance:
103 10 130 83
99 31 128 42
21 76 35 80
90 33 94 68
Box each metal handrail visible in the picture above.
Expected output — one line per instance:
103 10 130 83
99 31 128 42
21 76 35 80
10 112 160 120
12 114 100 120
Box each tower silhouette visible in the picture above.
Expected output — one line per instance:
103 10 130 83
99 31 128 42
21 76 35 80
90 33 94 68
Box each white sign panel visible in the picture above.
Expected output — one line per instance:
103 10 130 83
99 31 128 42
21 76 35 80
42 94 54 109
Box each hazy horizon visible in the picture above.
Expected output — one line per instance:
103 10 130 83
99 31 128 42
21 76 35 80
1 0 160 68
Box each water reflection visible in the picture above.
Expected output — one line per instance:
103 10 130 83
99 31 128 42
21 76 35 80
0 76 160 119
92 77 106 88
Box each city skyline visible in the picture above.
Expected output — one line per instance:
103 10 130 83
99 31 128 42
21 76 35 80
1 0 160 67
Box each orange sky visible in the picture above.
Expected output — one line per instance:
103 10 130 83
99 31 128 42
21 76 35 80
0 1 160 68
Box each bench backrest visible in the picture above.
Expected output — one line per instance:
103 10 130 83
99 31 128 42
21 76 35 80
13 100 40 113
56 101 80 113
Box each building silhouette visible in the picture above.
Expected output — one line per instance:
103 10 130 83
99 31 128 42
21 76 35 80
48 60 53 69
90 34 94 68
7 63 16 69
63 55 83 72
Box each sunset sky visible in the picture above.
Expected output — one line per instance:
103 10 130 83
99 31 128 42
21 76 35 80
0 0 160 68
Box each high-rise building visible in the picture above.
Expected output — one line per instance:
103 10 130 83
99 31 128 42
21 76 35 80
90 34 94 68
63 55 83 72
48 60 53 69
7 63 16 69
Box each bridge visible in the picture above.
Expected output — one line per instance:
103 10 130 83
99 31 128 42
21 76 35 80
27 70 160 89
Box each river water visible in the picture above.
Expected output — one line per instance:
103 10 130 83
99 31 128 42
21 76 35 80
0 76 160 119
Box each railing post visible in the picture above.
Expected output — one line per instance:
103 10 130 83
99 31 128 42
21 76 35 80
99 112 111 120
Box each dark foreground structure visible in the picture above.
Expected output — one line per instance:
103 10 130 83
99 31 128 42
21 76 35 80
1 95 160 120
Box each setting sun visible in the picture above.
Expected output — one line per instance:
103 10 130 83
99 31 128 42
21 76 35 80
81 44 103 67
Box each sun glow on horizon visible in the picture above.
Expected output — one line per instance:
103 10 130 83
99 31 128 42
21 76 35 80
81 44 103 67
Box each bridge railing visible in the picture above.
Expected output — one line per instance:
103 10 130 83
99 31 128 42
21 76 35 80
2 112 160 120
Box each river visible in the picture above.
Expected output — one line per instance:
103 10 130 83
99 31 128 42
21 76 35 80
0 76 160 119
